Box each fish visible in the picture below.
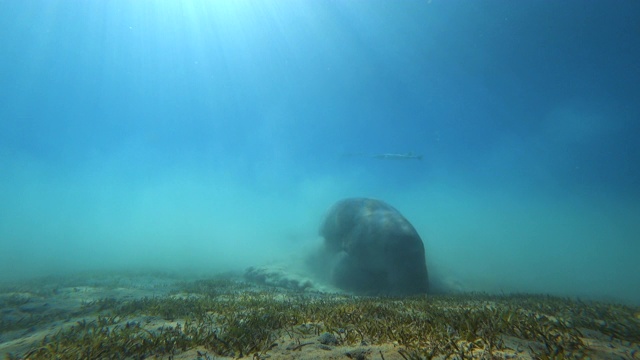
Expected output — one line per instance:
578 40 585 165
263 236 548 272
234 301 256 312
372 152 423 160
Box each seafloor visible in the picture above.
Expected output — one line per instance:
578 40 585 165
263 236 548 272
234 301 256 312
0 271 638 360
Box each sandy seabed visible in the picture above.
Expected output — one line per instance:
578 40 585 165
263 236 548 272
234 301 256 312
0 271 638 360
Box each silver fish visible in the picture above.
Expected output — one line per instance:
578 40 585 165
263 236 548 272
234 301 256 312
373 152 423 160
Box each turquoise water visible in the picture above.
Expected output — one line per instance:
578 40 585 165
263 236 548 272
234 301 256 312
0 1 638 304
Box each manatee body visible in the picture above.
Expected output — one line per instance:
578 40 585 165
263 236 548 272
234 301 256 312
320 198 429 296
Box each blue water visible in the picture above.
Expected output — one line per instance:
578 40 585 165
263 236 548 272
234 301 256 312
1 1 639 304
